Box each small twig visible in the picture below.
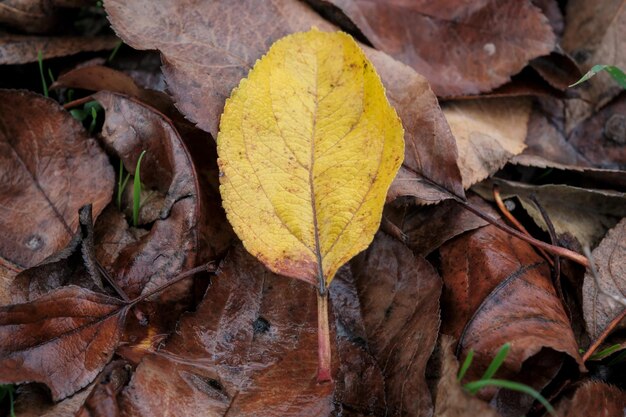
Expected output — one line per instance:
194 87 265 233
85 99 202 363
529 194 563 300
96 260 130 302
581 246 626 362
63 95 94 110
493 186 554 266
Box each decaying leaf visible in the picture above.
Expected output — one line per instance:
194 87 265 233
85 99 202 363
0 34 119 65
104 0 465 203
582 218 626 339
473 178 626 248
75 360 131 417
443 98 531 188
316 0 556 96
0 89 114 271
440 223 582 412
350 232 442 417
556 380 626 417
217 29 404 287
0 286 129 401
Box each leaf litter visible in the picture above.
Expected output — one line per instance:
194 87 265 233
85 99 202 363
1 0 626 416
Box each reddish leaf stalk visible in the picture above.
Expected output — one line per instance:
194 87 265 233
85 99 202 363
583 308 626 362
63 95 94 110
316 291 332 383
493 186 553 267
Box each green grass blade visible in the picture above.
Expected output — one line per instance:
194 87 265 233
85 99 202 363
108 40 123 62
47 68 55 84
588 343 622 361
570 64 626 89
608 349 626 366
37 50 48 97
464 379 555 416
457 349 474 382
481 343 510 380
133 150 147 227
8 386 14 417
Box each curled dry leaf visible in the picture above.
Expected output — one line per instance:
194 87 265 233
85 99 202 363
582 218 626 340
0 286 129 401
0 89 113 271
443 98 531 189
0 34 119 65
562 0 626 131
93 91 226 299
217 29 404 286
440 224 582 407
556 380 626 417
433 335 500 417
104 0 464 203
473 178 626 248
350 232 442 417
318 0 556 96
76 360 131 417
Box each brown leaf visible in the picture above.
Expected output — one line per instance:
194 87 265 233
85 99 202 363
104 0 464 202
93 91 221 299
562 0 626 131
317 0 555 96
556 380 626 417
0 89 113 271
117 244 336 417
76 360 131 417
473 178 626 248
0 34 119 64
14 384 93 417
443 98 531 188
0 286 129 401
350 232 442 417
528 52 582 91
383 194 495 256
440 223 582 411
433 335 500 417
0 0 59 33
582 218 626 339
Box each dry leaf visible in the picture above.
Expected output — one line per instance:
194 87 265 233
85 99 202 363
0 286 129 401
317 0 556 96
350 232 442 417
582 218 626 339
104 0 465 203
443 98 531 188
0 89 113 271
473 178 626 248
217 29 404 286
0 34 119 65
556 380 626 417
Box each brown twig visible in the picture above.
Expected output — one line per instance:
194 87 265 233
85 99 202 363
63 95 94 110
493 186 554 266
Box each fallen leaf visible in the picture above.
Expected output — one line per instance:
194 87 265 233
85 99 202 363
316 0 556 96
14 384 93 417
350 232 442 417
104 0 465 203
383 194 495 256
0 0 59 33
0 286 129 401
0 34 119 65
443 98 531 188
117 244 336 417
439 223 583 411
0 89 113 271
528 52 582 91
217 29 404 286
473 178 626 248
93 91 209 299
10 205 104 303
582 218 626 339
75 360 131 417
562 0 626 131
433 335 500 417
556 380 626 417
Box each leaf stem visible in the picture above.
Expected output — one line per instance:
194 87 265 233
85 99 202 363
316 291 332 383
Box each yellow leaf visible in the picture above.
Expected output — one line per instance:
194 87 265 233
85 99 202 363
217 29 404 289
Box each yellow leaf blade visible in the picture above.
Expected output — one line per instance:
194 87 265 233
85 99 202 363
217 29 404 287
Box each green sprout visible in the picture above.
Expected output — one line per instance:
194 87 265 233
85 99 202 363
458 343 555 416
0 384 15 417
117 159 131 210
569 64 626 89
133 150 147 227
37 51 49 98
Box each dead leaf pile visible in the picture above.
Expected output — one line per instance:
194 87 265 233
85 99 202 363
1 0 626 416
